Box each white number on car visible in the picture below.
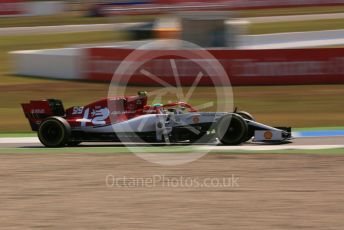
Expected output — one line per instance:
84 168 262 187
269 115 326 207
72 106 84 115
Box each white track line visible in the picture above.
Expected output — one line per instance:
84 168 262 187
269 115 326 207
199 145 344 151
0 137 344 150
0 137 40 144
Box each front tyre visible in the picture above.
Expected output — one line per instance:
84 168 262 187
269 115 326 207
38 117 71 147
236 111 254 121
236 111 255 142
216 114 248 145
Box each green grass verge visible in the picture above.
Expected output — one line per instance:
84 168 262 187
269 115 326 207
0 133 36 137
0 12 158 28
249 18 344 34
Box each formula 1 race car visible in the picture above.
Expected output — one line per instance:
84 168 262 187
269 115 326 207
22 91 292 147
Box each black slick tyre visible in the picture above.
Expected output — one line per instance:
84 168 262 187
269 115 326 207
216 114 248 145
38 117 71 147
236 111 255 142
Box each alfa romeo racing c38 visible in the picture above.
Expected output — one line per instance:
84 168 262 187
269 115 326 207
22 91 292 147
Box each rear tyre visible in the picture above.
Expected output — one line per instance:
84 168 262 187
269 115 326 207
216 114 248 145
38 117 71 147
236 111 255 142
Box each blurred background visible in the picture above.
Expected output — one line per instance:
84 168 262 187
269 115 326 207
1 0 344 132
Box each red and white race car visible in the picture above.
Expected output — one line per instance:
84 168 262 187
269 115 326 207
22 91 292 147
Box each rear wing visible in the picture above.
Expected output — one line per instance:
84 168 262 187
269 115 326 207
21 99 65 131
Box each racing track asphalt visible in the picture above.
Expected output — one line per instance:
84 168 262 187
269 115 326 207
1 136 344 149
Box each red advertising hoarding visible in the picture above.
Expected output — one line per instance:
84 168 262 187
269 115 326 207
0 0 25 16
85 47 344 86
104 0 344 16
154 0 344 8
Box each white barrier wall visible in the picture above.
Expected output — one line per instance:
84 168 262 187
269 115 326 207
24 1 65 16
10 29 344 81
0 1 65 17
238 29 344 49
10 48 84 80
